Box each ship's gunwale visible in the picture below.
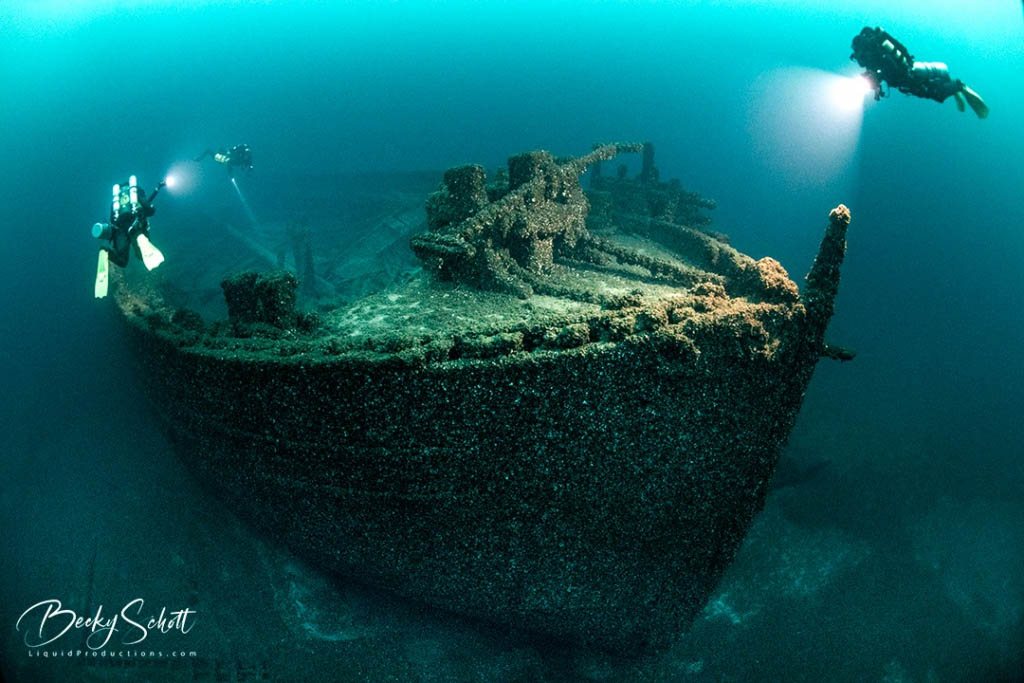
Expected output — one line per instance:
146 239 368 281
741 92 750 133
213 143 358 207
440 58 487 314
115 275 802 371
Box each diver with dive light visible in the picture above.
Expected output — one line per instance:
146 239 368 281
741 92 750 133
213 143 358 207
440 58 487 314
92 176 166 299
850 26 988 118
194 144 253 176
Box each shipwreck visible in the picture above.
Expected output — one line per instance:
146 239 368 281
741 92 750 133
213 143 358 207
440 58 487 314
111 142 853 653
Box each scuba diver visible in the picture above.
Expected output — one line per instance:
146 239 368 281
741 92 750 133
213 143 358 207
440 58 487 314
92 175 166 299
194 144 253 176
850 26 988 118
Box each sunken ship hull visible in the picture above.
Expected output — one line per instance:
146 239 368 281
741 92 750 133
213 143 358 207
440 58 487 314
114 143 852 653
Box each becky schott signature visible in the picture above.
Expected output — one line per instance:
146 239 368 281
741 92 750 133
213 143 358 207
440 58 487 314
16 599 196 650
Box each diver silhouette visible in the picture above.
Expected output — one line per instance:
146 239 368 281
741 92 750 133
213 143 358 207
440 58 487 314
850 26 988 118
195 144 254 176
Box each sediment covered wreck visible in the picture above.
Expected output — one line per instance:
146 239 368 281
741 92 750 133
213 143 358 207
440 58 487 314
113 142 853 653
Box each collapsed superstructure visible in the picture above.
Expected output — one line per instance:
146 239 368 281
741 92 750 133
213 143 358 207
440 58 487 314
113 142 852 653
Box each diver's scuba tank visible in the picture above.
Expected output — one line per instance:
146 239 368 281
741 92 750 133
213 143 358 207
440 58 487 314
128 174 139 214
880 39 906 62
110 176 140 223
112 183 121 221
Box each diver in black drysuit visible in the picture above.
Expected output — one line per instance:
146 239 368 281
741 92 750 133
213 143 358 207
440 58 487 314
195 144 254 176
102 182 165 267
850 26 988 118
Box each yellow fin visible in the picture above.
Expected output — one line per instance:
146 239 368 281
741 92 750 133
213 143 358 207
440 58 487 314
94 250 109 298
136 233 165 270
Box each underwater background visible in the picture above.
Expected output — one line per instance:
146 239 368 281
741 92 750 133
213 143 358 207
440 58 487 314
1 1 1023 680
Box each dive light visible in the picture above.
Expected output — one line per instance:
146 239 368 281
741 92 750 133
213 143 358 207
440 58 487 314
129 174 139 212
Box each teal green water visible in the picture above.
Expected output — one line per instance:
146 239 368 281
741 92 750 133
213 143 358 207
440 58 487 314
1 1 1023 680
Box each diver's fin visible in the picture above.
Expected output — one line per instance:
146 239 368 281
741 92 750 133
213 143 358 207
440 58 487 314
953 91 965 112
94 250 109 298
135 234 165 270
962 86 989 119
